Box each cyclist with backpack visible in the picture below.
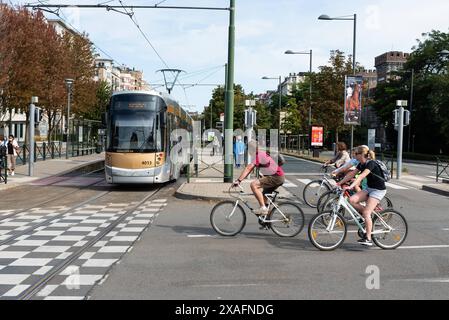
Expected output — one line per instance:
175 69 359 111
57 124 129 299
337 145 387 247
233 139 285 216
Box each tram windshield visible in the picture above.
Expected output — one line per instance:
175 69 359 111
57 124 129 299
107 94 164 153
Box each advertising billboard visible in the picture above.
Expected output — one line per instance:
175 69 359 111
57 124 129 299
311 126 324 147
344 76 364 125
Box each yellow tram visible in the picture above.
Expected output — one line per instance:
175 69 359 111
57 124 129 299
105 90 193 184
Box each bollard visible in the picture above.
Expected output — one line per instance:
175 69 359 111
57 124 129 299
43 142 46 160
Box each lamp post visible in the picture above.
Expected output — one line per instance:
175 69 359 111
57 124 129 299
262 76 282 111
319 13 357 150
65 78 74 159
407 69 414 153
262 76 282 149
285 49 313 127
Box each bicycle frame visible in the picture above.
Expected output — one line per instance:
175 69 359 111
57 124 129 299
328 191 394 236
228 187 288 224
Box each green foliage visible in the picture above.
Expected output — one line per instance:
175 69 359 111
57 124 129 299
373 30 449 154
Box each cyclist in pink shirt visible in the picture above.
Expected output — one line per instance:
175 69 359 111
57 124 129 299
233 140 285 215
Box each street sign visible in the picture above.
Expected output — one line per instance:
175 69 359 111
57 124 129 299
396 100 408 107
220 113 224 122
244 108 257 128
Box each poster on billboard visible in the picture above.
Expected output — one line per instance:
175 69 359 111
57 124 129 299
311 126 324 148
344 75 363 125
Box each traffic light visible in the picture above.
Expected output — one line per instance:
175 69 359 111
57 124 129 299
404 110 411 126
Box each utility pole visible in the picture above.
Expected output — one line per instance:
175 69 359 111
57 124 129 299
29 97 38 177
395 100 410 180
223 0 235 183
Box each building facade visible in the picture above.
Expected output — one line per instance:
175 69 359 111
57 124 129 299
375 51 410 83
280 72 306 96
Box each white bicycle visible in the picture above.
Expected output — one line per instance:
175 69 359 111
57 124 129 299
210 185 305 237
308 187 408 251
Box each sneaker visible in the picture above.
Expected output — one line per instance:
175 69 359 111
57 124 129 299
357 238 373 247
11 171 14 176
254 207 269 216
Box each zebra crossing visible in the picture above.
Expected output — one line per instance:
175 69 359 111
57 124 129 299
282 177 415 191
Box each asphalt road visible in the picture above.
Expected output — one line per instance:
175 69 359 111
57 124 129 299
90 156 449 300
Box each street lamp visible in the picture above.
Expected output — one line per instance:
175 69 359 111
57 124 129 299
262 75 282 149
65 78 74 159
262 76 282 111
319 13 357 150
284 49 313 126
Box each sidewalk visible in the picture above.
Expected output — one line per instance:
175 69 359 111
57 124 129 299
176 150 293 201
0 153 105 192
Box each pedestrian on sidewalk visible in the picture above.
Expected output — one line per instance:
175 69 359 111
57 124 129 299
6 134 20 176
234 136 245 168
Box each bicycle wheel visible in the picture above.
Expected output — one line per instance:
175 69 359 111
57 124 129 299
372 209 408 249
210 201 246 236
268 202 305 237
318 191 339 213
376 196 393 211
316 190 337 213
303 180 331 208
308 211 347 251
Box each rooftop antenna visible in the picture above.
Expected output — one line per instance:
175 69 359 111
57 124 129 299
156 69 185 94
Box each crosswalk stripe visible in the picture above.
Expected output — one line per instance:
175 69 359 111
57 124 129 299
297 179 312 185
385 182 408 190
283 179 298 188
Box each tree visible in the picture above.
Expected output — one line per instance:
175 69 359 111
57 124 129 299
205 84 247 131
79 80 112 121
0 7 48 141
373 30 449 154
62 31 97 118
311 50 356 143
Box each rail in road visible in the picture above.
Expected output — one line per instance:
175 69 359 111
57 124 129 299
0 170 169 300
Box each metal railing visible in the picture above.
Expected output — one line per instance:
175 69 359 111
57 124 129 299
0 155 7 184
379 153 395 180
436 157 449 182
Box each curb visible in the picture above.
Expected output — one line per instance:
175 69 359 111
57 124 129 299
174 182 230 202
422 185 449 197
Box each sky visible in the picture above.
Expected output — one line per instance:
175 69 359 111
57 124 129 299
11 0 449 112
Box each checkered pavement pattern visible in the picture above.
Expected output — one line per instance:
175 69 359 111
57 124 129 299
0 207 69 241
0 199 167 300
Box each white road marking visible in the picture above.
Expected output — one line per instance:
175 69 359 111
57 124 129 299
385 182 408 190
398 245 449 250
283 179 297 188
297 179 312 185
187 235 214 238
394 278 449 283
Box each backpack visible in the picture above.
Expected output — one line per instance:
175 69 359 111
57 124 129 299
0 145 6 157
370 160 391 182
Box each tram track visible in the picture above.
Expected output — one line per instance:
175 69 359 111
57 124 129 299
0 190 111 247
0 168 105 223
17 186 164 300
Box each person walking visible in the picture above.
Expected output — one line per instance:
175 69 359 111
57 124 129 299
234 136 245 168
6 135 20 176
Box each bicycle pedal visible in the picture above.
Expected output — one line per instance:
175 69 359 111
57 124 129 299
259 225 270 230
